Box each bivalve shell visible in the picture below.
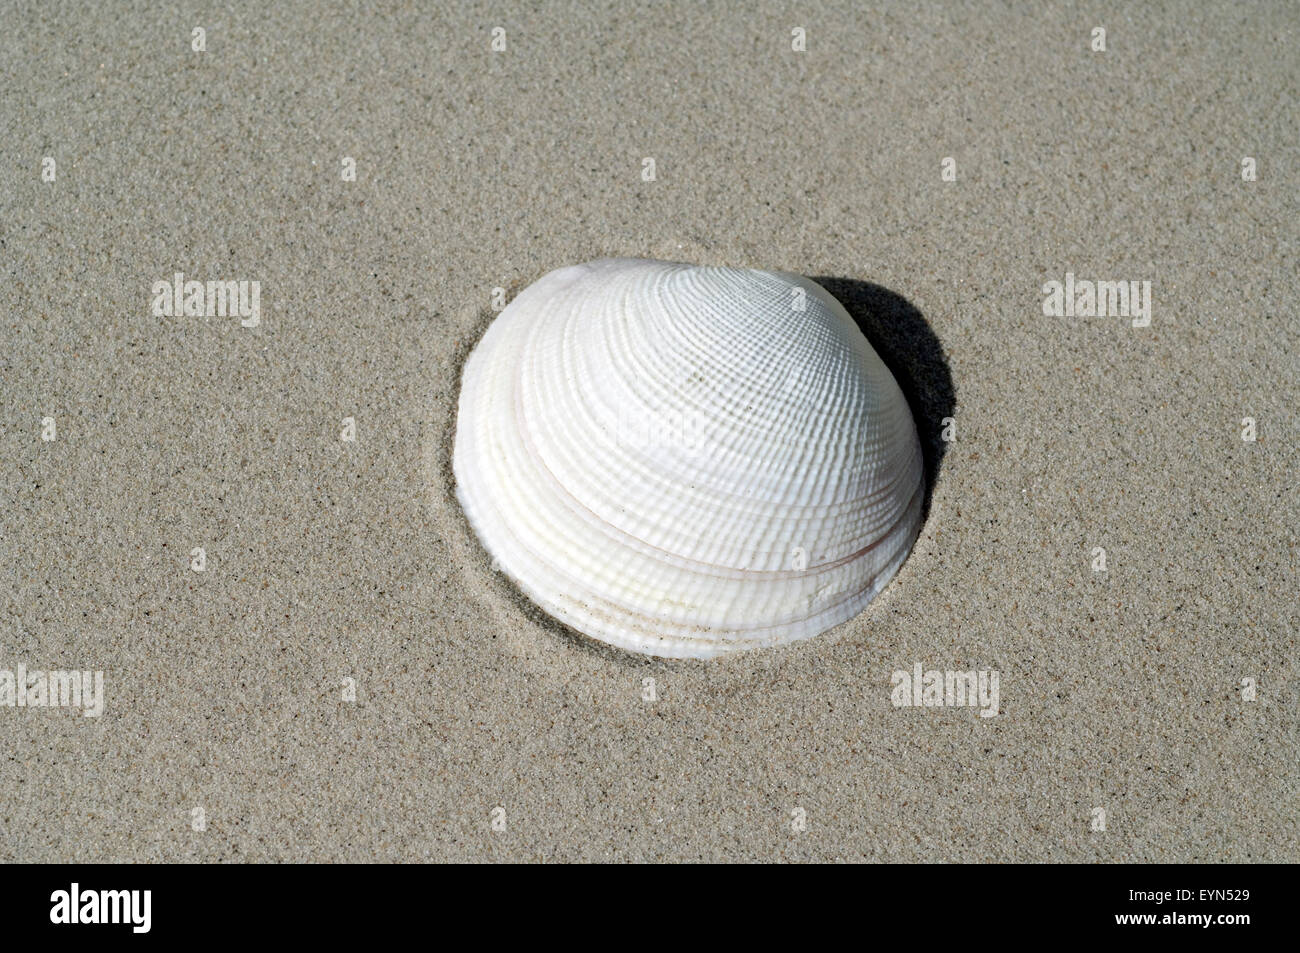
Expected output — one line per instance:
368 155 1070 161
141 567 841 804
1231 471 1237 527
454 258 923 658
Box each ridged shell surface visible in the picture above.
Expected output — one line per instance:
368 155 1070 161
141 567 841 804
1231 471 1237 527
454 259 923 659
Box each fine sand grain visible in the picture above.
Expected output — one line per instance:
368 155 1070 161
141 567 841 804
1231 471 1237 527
1 0 1296 861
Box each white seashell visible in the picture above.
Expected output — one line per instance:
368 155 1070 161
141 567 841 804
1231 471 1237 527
454 259 923 659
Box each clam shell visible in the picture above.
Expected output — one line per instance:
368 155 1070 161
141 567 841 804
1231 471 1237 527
454 259 923 659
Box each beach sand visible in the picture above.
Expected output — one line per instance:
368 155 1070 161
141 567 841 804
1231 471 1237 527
1 0 1295 861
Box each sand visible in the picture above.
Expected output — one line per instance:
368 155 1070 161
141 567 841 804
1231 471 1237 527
1 0 1295 862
